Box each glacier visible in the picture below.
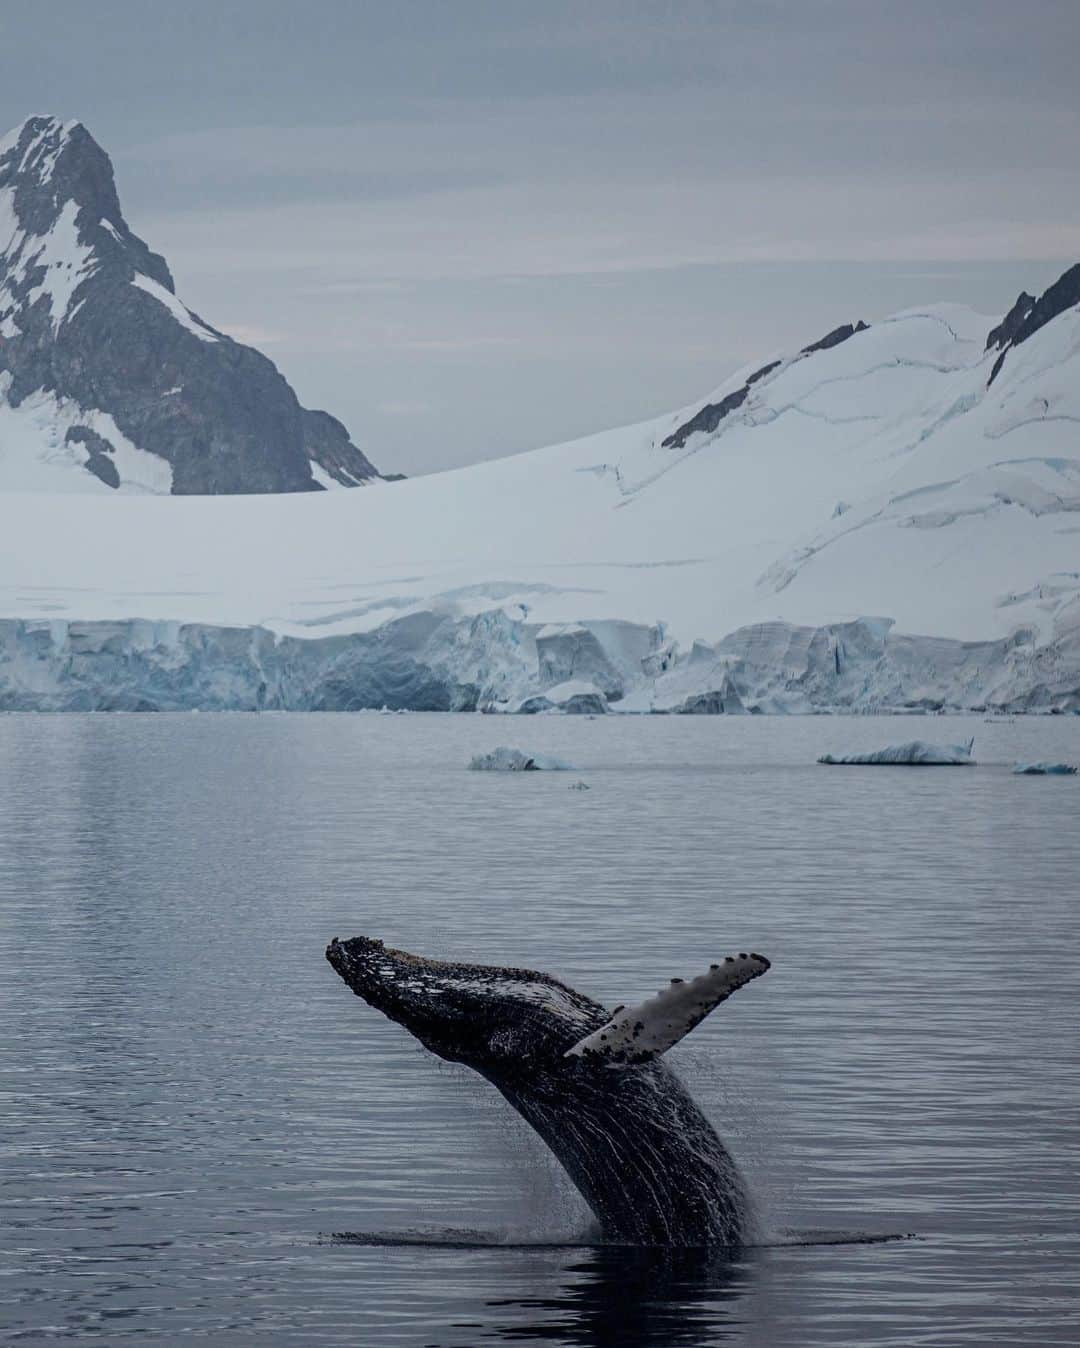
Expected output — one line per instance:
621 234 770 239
1 175 1080 713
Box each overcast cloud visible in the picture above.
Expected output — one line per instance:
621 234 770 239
1 1 1077 474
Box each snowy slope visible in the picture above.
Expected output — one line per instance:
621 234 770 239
1 252 1078 710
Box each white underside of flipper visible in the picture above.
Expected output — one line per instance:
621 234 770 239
564 953 771 1066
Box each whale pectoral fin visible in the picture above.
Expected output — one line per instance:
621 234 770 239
563 953 771 1066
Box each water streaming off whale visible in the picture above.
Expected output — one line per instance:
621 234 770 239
1 712 1078 1345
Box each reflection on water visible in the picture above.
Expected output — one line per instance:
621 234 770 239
481 1246 752 1346
1 712 1078 1345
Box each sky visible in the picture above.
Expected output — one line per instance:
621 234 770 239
1 1 1078 477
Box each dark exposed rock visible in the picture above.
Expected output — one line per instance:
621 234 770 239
81 455 120 489
985 291 1035 351
64 426 120 488
1002 264 1080 348
800 320 869 356
0 115 382 493
746 359 781 386
65 425 114 455
986 263 1080 386
301 408 377 486
661 384 750 449
661 323 867 451
988 348 1008 386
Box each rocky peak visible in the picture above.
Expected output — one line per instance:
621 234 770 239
1 116 176 326
0 114 383 494
985 290 1035 353
4 117 125 238
986 263 1080 386
800 319 869 357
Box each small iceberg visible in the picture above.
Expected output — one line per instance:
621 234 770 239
818 738 975 766
1012 761 1077 775
469 747 574 772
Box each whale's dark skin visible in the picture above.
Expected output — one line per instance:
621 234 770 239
325 936 764 1247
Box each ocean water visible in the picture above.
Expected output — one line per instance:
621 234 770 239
1 712 1078 1346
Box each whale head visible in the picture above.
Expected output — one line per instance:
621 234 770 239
325 936 605 1077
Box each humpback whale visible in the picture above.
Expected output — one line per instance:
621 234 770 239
326 936 771 1247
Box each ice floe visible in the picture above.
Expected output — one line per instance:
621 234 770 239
818 738 975 766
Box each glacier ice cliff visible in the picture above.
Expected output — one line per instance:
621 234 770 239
1 608 1078 714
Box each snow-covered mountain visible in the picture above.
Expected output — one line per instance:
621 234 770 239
0 115 380 493
0 115 1077 711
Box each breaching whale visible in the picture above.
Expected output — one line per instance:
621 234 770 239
325 936 771 1246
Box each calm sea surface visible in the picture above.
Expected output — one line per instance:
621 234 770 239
1 713 1078 1346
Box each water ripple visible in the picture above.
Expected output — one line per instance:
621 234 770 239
1 713 1077 1345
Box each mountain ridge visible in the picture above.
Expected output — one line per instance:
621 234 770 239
0 114 381 494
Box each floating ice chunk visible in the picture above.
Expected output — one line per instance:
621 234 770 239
468 747 574 772
1012 761 1077 775
818 737 975 765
